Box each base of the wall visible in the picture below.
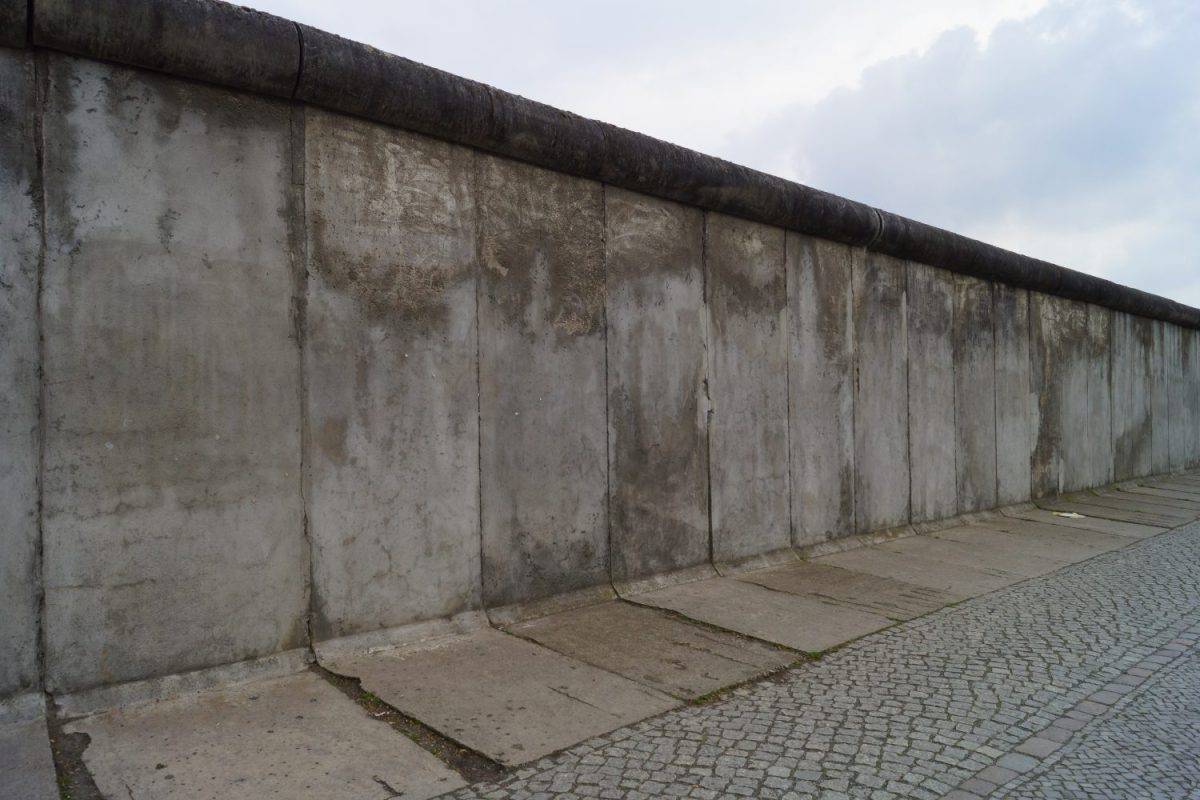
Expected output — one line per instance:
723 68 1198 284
313 611 489 663
486 584 617 627
54 648 313 718
715 547 802 577
613 563 717 598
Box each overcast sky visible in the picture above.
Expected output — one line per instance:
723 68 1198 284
249 0 1199 306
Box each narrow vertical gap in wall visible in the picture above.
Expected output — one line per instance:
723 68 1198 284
32 47 50 696
701 212 715 566
600 184 616 591
289 103 316 649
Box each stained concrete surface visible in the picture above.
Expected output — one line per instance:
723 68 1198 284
953 274 998 513
705 213 791 562
0 717 59 800
853 252 911 531
736 562 957 621
1002 506 1167 538
321 628 677 765
0 49 42 698
1112 313 1155 481
1086 306 1115 487
605 189 709 583
786 233 856 545
630 576 893 653
1124 484 1200 503
993 284 1033 505
67 670 464 800
508 600 794 700
39 55 308 693
1030 293 1091 496
477 155 609 609
304 109 482 640
1101 488 1200 512
906 263 957 523
819 545 1022 599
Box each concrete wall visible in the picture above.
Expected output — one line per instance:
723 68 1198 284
0 48 41 700
3 43 1200 700
39 55 308 693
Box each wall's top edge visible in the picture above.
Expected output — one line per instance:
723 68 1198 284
12 0 1199 328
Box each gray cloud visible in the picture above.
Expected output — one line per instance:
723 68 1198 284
733 0 1200 303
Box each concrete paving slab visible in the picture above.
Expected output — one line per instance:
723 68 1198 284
1124 485 1200 504
951 520 1129 559
931 525 1103 567
1143 479 1200 496
1002 507 1166 539
819 546 1023 599
1088 490 1200 518
736 561 958 621
0 717 58 800
508 601 794 700
322 628 677 765
1034 498 1186 528
1102 488 1200 512
631 577 893 654
879 531 1065 577
67 670 464 800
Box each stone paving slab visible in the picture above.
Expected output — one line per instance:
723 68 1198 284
929 525 1097 568
629 576 893 653
66 670 463 800
1035 497 1186 528
1002 506 1167 538
819 543 1023 598
736 561 958 621
321 627 677 765
0 717 58 800
507 600 795 700
876 531 1064 577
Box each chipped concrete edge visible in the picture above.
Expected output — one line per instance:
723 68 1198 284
0 691 46 725
313 611 490 662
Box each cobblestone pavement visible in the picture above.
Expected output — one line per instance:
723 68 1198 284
442 524 1200 799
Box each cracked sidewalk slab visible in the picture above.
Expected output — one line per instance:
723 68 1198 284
319 627 678 766
507 600 795 700
64 670 463 800
1001 506 1167 538
818 544 1022 599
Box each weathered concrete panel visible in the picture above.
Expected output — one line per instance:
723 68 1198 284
993 284 1032 504
304 110 480 640
706 213 790 562
1085 306 1113 487
40 57 307 692
1150 321 1171 474
1186 329 1200 467
906 263 956 522
0 50 41 699
1111 312 1153 481
606 189 708 582
477 155 608 608
786 233 856 545
1165 325 1188 471
1030 293 1090 496
853 253 910 531
953 275 997 513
